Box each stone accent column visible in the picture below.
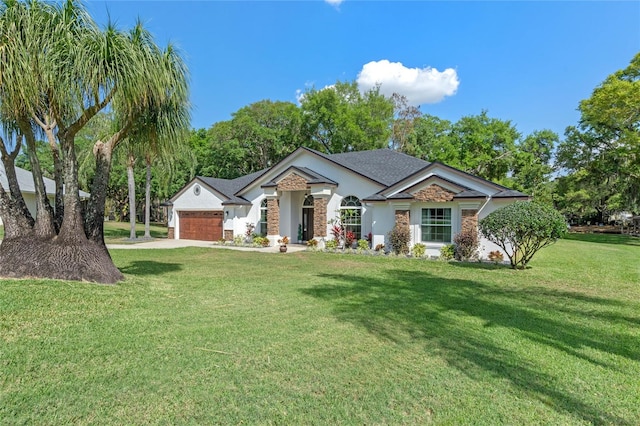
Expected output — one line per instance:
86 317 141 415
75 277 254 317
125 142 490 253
461 209 479 234
395 210 410 231
267 198 280 236
224 230 234 241
168 227 175 239
313 197 328 237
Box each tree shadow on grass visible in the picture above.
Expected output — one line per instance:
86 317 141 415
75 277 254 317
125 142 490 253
447 261 515 271
119 260 182 276
303 270 640 424
564 233 640 246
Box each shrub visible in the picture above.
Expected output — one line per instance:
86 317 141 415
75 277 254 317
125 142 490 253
488 250 504 264
306 239 318 250
374 243 385 252
411 243 426 258
233 235 244 245
357 239 369 251
479 201 567 269
388 225 410 255
345 231 356 247
325 239 338 250
330 224 342 244
440 244 455 260
252 236 270 247
453 228 479 261
245 223 255 238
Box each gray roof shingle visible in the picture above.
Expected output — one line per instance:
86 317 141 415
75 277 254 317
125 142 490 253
309 148 431 186
199 168 269 205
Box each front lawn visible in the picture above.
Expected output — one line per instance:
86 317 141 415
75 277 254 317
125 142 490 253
1 235 638 424
102 221 168 242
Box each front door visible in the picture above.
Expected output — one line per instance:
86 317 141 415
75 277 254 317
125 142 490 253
302 207 314 241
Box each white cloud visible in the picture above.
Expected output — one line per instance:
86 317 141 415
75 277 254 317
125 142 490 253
325 0 343 7
356 60 459 105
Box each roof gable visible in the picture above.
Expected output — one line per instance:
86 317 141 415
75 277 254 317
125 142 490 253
381 162 511 198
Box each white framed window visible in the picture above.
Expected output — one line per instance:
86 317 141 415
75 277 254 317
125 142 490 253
421 208 452 243
259 199 268 236
340 195 362 240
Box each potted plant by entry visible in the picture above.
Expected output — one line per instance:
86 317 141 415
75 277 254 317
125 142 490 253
277 236 289 252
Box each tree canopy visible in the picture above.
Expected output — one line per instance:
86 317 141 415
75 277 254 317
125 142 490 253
555 53 640 221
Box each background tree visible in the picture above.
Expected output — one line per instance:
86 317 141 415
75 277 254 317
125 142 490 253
511 130 558 201
555 53 640 221
402 114 456 164
390 93 421 152
202 101 303 179
300 81 394 154
449 111 519 183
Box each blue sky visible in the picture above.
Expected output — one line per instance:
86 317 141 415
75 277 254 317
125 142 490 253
87 1 640 139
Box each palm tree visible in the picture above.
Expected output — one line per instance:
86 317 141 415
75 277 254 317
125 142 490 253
0 0 190 283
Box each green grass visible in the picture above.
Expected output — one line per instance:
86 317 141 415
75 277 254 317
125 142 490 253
102 221 168 242
0 222 167 242
1 234 639 424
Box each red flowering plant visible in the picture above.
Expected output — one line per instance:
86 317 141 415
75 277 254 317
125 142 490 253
330 224 343 244
345 231 356 247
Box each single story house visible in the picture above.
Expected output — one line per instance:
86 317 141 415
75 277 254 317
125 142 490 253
168 147 528 258
0 162 89 225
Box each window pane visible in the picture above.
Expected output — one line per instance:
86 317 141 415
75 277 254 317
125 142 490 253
421 208 451 243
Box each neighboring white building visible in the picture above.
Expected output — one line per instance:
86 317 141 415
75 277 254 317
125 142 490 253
0 163 89 225
168 147 529 258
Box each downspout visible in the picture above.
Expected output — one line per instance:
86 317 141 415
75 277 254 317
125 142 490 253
477 195 492 218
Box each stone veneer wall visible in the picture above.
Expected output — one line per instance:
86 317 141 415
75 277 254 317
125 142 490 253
168 227 175 239
267 198 280 235
394 210 410 232
313 197 327 237
278 173 308 191
224 230 233 241
461 209 479 234
413 184 455 202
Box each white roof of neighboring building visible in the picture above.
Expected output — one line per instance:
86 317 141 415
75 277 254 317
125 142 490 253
0 162 90 198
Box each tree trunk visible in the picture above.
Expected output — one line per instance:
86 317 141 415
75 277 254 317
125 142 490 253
0 139 35 239
20 122 56 239
0 237 123 284
127 154 137 240
144 158 152 239
84 141 112 246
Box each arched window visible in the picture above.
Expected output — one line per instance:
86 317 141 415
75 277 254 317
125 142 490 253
340 195 362 240
259 199 268 236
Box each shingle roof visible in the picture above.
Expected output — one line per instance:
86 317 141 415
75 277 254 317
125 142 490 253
309 148 431 187
199 168 269 205
192 147 528 203
453 190 488 199
493 189 529 198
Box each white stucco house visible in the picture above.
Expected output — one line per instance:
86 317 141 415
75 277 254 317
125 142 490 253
167 147 529 258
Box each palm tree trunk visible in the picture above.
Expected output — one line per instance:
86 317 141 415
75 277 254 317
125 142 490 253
20 122 56 239
144 158 152 239
84 141 112 246
127 154 137 240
